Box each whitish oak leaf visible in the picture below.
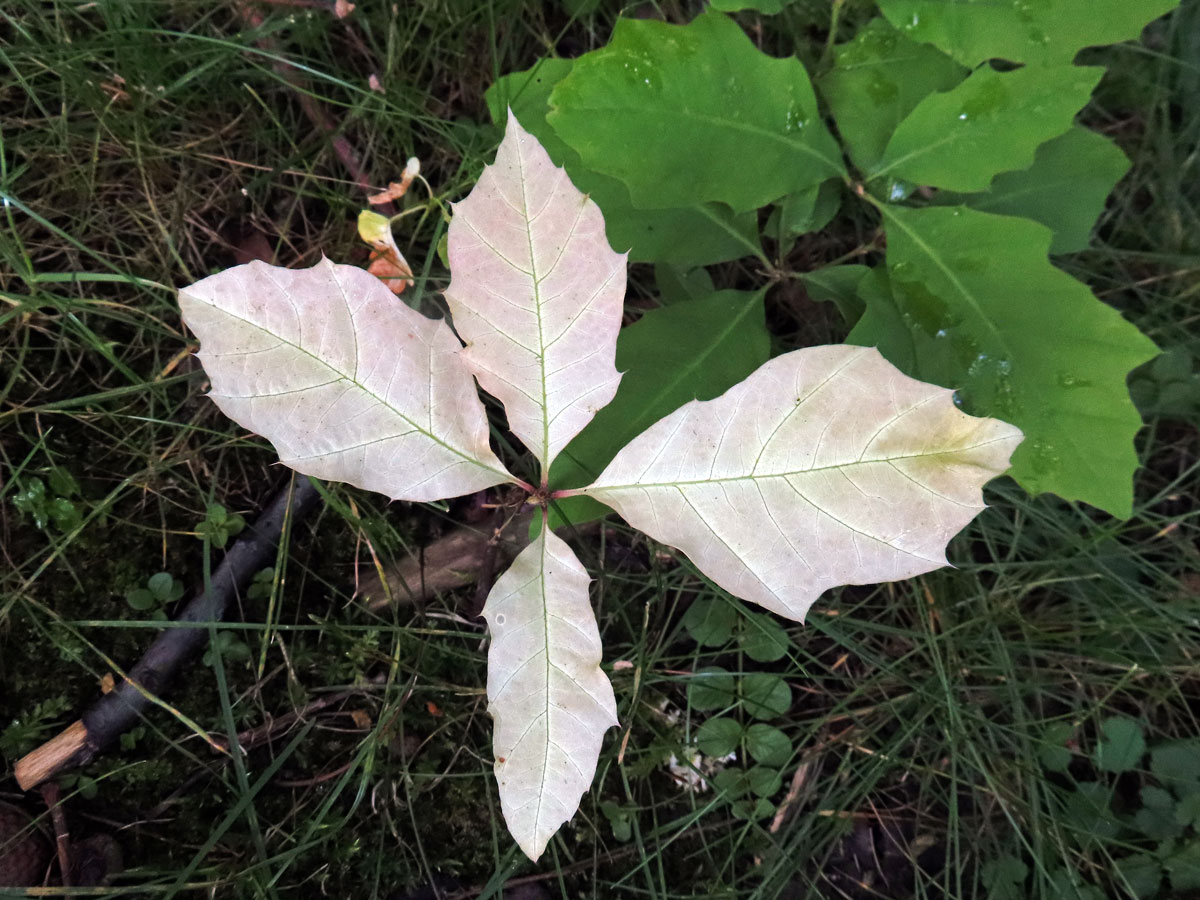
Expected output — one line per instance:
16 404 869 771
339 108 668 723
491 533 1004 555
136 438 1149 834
179 258 513 501
446 112 627 474
484 527 619 860
582 345 1023 621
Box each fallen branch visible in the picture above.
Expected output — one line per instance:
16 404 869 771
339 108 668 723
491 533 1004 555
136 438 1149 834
361 507 604 612
14 477 322 791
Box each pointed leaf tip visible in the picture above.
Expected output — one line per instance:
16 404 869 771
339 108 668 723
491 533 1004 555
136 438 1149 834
583 345 1022 621
485 527 619 860
446 113 626 476
179 258 514 502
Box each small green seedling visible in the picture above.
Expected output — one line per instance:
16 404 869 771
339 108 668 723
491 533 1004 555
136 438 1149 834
247 566 276 600
125 571 185 617
195 503 245 549
202 631 251 668
11 469 81 533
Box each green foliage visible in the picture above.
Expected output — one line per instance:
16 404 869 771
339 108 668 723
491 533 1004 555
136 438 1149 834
710 0 790 13
696 716 742 756
1131 348 1200 419
767 180 843 249
546 12 844 212
598 800 634 842
59 772 99 800
202 630 251 668
2 0 1193 892
125 570 185 615
499 1 1178 518
993 728 1200 898
1040 721 1076 772
799 264 869 325
848 206 1156 516
687 666 738 711
682 596 740 648
0 695 72 759
876 0 1181 65
1096 716 1147 773
982 855 1029 900
818 17 968 171
246 566 276 600
681 597 793 662
686 639 797 823
195 502 245 549
10 470 82 533
936 127 1132 254
869 64 1103 192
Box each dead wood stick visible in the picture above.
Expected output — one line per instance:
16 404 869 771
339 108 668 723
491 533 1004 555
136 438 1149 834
38 782 71 887
14 477 322 791
362 507 536 611
362 508 603 612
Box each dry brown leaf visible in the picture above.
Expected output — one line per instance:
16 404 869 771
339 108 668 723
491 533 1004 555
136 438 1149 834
366 246 413 295
367 158 421 206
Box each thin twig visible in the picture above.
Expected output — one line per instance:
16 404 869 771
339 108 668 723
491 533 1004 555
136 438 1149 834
38 783 72 888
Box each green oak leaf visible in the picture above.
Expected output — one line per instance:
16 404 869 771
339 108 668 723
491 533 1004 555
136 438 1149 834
486 59 760 267
850 205 1156 517
871 64 1103 192
800 264 870 327
818 17 967 171
655 265 716 306
710 0 791 12
935 127 1131 254
547 11 844 213
767 180 843 248
876 0 1181 66
549 289 769 529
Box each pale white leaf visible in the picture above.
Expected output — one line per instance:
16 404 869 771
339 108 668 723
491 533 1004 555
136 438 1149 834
446 112 627 474
582 345 1023 621
179 258 515 501
484 526 619 861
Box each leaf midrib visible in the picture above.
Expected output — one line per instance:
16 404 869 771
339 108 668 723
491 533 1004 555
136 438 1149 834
585 434 1015 493
514 131 552 475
